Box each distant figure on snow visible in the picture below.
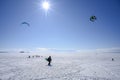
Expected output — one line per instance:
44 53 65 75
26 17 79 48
112 58 114 61
32 56 34 58
28 56 30 58
46 56 52 66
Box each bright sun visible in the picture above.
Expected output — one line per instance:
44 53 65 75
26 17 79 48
42 1 50 11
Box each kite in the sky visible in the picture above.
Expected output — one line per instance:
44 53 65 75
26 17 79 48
21 22 30 27
90 16 97 22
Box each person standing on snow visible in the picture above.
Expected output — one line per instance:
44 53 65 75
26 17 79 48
47 56 52 66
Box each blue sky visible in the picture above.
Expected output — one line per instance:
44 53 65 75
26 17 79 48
0 0 120 52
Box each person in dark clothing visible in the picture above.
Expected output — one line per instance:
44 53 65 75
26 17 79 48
28 56 30 58
112 58 114 61
47 56 52 66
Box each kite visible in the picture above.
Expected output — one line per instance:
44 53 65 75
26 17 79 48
21 22 30 27
90 16 97 22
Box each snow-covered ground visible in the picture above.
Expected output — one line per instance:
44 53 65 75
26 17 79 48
0 53 120 80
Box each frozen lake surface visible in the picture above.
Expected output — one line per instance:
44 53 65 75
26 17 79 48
0 53 120 80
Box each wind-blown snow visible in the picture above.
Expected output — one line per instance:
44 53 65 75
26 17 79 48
0 53 120 80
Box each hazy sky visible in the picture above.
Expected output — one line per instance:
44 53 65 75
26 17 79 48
0 0 120 51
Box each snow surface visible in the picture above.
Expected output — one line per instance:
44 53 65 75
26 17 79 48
0 53 120 80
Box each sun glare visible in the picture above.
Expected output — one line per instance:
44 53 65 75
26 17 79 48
42 1 50 11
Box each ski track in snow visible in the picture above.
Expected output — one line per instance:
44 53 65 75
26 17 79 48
0 53 120 80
